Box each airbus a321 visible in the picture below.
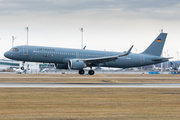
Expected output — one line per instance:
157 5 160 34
4 32 170 75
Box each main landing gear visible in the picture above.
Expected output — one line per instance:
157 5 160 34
78 70 95 75
78 70 85 75
88 70 94 75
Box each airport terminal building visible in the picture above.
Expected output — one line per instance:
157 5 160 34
0 59 54 73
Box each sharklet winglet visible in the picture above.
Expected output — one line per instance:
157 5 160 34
118 45 133 57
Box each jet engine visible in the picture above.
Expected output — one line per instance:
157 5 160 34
55 63 68 69
68 60 86 70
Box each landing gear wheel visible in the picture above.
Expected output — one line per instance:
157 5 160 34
21 67 24 70
78 70 85 75
88 70 95 75
21 61 25 70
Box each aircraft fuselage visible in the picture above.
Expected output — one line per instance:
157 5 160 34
4 45 167 68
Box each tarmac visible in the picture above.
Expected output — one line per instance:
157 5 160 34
0 83 180 88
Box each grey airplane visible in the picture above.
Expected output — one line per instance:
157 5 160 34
4 32 170 75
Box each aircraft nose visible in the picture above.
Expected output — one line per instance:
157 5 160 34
4 51 10 58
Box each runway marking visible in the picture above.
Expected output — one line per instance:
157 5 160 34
0 77 180 79
0 83 180 88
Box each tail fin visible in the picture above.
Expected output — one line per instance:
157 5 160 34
170 61 178 70
142 33 167 56
170 62 174 66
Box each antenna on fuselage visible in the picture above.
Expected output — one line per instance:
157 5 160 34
83 46 86 50
12 36 17 48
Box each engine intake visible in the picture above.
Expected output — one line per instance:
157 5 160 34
68 60 86 70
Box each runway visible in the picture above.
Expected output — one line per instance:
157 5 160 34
0 83 180 88
1 76 180 79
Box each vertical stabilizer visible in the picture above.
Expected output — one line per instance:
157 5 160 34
142 33 167 56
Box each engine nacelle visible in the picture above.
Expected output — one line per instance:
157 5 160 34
68 60 86 70
55 64 68 69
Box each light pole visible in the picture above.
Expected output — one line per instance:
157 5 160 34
167 50 169 69
25 27 29 74
12 36 16 48
25 27 29 45
177 51 179 66
12 36 16 62
80 28 83 49
161 52 163 74
164 51 166 70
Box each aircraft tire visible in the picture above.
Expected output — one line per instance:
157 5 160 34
88 70 95 75
21 67 24 70
78 70 85 75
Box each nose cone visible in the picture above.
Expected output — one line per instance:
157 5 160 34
4 51 10 58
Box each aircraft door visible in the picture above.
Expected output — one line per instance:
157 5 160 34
76 52 79 58
140 55 145 64
23 47 28 55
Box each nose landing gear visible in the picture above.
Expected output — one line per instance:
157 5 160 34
21 61 25 70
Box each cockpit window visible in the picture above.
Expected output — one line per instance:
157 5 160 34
10 48 19 52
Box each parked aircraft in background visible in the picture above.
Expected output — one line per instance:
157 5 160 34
152 65 161 71
4 32 171 75
170 62 180 71
129 67 139 71
98 67 123 71
14 68 24 74
84 67 123 71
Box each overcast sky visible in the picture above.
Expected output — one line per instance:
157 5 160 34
0 0 180 60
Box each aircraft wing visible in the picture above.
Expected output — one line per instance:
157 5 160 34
78 45 133 66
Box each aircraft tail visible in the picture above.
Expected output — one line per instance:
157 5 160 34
170 61 179 70
142 33 167 56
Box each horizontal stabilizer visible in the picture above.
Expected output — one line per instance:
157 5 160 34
152 57 173 61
